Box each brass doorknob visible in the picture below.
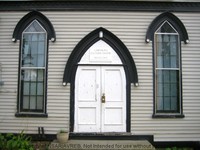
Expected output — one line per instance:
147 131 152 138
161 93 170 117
101 93 106 103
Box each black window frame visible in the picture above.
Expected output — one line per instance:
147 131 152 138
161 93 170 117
20 20 47 114
13 11 56 117
146 12 189 118
154 21 181 115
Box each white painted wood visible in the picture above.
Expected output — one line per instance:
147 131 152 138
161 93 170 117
74 66 101 132
75 39 126 132
0 10 200 142
101 67 126 132
74 66 126 132
80 40 122 65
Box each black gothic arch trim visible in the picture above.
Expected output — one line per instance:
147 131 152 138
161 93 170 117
63 27 138 132
63 27 138 85
145 12 189 44
12 11 56 42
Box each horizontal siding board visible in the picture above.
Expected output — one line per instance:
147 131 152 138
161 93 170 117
0 11 200 142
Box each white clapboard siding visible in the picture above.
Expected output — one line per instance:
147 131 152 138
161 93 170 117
131 12 200 142
0 11 200 142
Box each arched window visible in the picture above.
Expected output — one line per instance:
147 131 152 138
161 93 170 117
146 12 188 117
154 21 181 114
19 20 47 113
13 11 56 117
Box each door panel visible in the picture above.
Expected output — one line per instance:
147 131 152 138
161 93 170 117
102 67 126 132
77 69 97 102
104 108 123 124
103 68 123 102
74 67 101 132
74 66 126 132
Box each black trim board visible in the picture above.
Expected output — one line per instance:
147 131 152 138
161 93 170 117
63 27 138 132
1 1 200 12
30 133 154 144
12 11 56 42
14 11 55 116
146 12 189 44
1 133 199 149
15 113 48 118
63 27 138 85
146 12 186 117
152 114 185 118
70 133 154 143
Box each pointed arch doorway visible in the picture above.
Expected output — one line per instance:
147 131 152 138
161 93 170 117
75 40 126 132
63 27 139 133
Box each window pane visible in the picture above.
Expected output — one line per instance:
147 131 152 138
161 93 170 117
38 70 44 81
37 96 43 110
22 69 37 81
24 20 46 33
164 83 170 96
163 70 169 82
157 56 163 68
171 70 178 83
31 41 38 54
171 56 177 68
23 96 29 109
171 97 178 111
157 83 163 97
157 70 163 83
22 41 32 67
30 82 36 95
38 42 45 54
30 96 36 109
157 97 164 111
23 82 30 95
164 55 170 68
31 54 38 67
37 82 44 95
37 54 45 67
38 33 45 41
157 21 177 33
170 42 178 55
22 41 30 55
32 34 38 42
164 97 170 110
171 83 178 97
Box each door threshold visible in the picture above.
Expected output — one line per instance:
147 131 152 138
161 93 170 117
69 132 154 142
71 132 132 136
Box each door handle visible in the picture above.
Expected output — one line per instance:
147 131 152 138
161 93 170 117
101 93 106 103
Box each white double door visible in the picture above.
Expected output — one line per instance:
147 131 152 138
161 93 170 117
74 66 126 132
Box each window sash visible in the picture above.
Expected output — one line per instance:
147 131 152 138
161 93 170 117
22 33 46 68
21 69 45 112
154 23 181 114
19 20 47 114
155 69 180 113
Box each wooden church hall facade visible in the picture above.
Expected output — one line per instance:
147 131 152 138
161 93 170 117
0 0 200 147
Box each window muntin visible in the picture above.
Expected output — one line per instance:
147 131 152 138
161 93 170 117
154 21 181 114
19 20 47 113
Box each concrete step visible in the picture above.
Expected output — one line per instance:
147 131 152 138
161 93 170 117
49 140 155 150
